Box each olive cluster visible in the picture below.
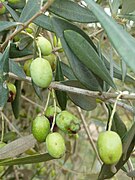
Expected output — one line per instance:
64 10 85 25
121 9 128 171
32 107 81 159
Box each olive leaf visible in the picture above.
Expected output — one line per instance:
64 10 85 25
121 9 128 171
64 30 116 89
0 135 36 160
55 59 67 110
0 153 54 166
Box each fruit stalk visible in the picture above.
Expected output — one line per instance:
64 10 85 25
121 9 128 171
108 92 122 131
50 89 57 132
0 112 4 142
43 90 51 115
76 106 102 164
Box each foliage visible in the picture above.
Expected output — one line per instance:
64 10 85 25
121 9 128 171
0 0 135 179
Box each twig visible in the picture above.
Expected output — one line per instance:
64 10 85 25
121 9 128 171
42 90 51 114
54 162 96 175
8 73 135 114
108 99 135 115
21 95 44 110
0 112 4 142
127 158 134 172
89 28 104 38
76 106 102 164
13 55 34 62
8 73 135 101
1 112 22 137
50 89 57 132
13 166 19 180
0 0 55 51
108 93 122 131
50 83 135 101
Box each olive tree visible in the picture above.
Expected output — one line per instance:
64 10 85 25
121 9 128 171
0 0 135 179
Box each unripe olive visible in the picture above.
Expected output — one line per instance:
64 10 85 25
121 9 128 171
45 105 61 131
23 59 32 76
43 53 57 71
46 132 66 158
53 35 63 52
13 34 21 42
7 82 16 102
45 105 61 119
56 111 81 134
32 115 50 142
25 27 33 34
8 0 20 4
37 37 52 56
30 57 52 88
0 0 6 15
97 131 122 164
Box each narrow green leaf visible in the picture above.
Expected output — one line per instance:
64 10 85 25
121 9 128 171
11 80 21 119
8 0 25 9
19 0 40 23
121 0 135 14
0 153 54 166
0 135 36 160
34 15 54 32
63 80 97 111
84 0 135 74
127 170 135 178
122 122 135 160
32 81 43 100
9 43 33 58
51 17 102 91
110 0 122 15
9 60 26 79
103 56 135 84
0 43 10 81
49 0 97 23
60 62 76 80
64 30 115 89
18 36 33 50
0 43 10 108
0 22 21 32
120 12 135 21
0 85 8 108
3 2 19 21
121 60 127 82
55 60 67 110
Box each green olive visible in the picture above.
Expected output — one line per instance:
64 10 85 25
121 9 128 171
30 57 52 88
25 27 33 34
45 105 61 119
8 0 20 4
37 37 52 56
46 132 66 158
56 111 81 134
7 82 16 102
53 35 63 52
97 131 122 164
23 59 33 77
0 0 6 15
43 53 57 71
32 115 50 142
45 105 61 131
